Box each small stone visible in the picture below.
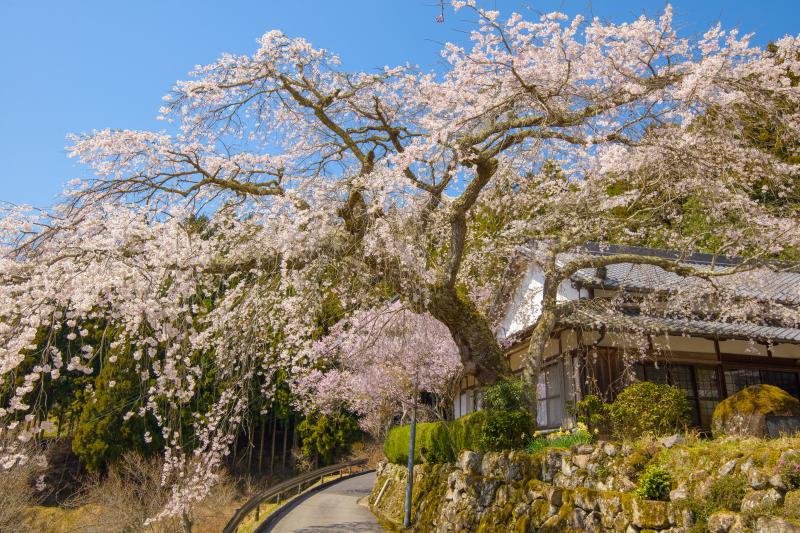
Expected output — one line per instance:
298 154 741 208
707 511 745 533
603 442 618 457
740 457 753 474
632 499 672 529
689 469 708 483
740 488 784 512
528 481 548 501
447 471 458 488
505 461 523 482
769 473 787 491
584 511 602 530
573 453 592 469
574 443 595 455
480 451 509 478
561 455 574 476
669 483 689 501
495 485 508 507
747 467 768 490
754 516 800 533
476 478 501 507
661 434 686 448
542 449 564 482
598 494 622 517
570 507 588 530
512 502 528 518
620 475 637 492
718 458 738 476
459 450 482 474
678 509 696 529
573 489 598 512
547 486 563 506
612 513 629 531
541 514 562 529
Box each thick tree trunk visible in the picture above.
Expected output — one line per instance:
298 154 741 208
428 285 510 385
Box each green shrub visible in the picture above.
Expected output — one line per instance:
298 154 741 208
72 346 163 472
706 475 747 512
636 465 671 501
680 475 747 531
384 378 535 464
476 378 535 452
479 409 535 451
569 394 611 436
609 382 691 439
298 411 359 466
777 451 800 490
526 424 593 455
481 378 533 411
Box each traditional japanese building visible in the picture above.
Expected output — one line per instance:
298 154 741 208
453 244 800 430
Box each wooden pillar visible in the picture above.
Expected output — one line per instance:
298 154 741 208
714 337 728 398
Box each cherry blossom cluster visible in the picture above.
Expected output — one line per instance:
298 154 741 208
297 304 462 436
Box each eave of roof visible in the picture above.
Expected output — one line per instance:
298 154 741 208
502 309 800 351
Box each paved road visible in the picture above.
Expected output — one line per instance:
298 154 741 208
268 471 384 532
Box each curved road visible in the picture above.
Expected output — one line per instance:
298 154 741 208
268 471 383 532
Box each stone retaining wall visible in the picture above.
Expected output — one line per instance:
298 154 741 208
369 439 800 532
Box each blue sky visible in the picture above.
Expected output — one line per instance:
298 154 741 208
1 0 797 207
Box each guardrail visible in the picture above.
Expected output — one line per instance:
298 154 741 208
222 458 370 533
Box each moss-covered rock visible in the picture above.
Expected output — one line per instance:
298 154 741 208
786 490 800 520
631 498 672 529
711 384 800 438
707 511 745 533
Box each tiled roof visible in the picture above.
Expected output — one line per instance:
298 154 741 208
559 304 800 344
559 243 800 306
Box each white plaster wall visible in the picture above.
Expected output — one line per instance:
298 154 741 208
499 263 580 338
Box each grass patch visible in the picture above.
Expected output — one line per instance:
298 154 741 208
526 429 593 454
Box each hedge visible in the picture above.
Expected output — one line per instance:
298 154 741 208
449 411 486 455
384 411 486 465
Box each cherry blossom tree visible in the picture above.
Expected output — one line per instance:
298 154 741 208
1 2 800 521
301 304 462 437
